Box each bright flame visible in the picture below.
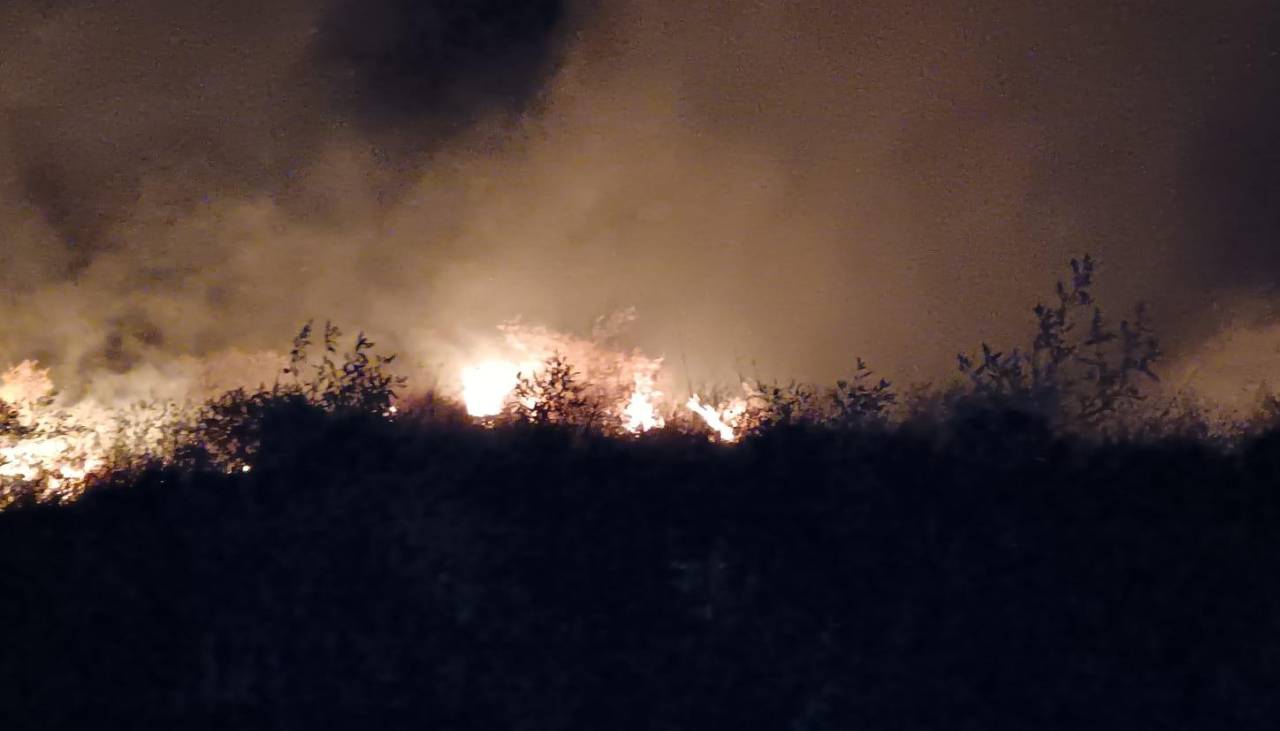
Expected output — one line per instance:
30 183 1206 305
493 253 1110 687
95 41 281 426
622 373 665 433
461 318 670 433
0 315 767 509
0 360 196 504
686 394 747 442
0 360 53 405
0 436 103 488
0 361 108 496
461 360 521 417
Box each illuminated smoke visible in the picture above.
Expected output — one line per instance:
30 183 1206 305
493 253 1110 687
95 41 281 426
0 0 1273 398
0 0 1276 497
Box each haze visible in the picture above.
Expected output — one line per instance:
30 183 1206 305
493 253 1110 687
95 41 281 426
0 0 1275 398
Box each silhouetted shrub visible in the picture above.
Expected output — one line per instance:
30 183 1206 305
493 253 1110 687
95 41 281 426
746 358 895 433
957 254 1161 434
828 358 897 427
175 321 404 472
505 353 611 429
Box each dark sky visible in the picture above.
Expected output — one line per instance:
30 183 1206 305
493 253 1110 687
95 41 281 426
0 0 1276 392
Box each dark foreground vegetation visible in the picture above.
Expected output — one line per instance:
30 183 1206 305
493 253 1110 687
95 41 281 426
4 258 1280 729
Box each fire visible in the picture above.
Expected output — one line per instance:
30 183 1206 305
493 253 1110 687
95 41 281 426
686 394 747 442
0 360 53 405
459 358 668 434
0 435 103 488
0 361 111 498
458 317 672 434
622 372 665 433
455 319 763 439
0 314 756 509
0 358 208 504
461 360 522 417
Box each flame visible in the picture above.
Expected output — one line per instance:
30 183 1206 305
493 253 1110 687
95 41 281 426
622 372 665 433
460 357 668 433
0 435 103 488
0 315 759 509
460 319 671 433
460 360 522 417
0 361 108 497
0 360 53 405
0 359 203 504
686 394 747 442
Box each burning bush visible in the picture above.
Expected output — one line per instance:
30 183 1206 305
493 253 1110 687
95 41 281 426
1 254 1273 511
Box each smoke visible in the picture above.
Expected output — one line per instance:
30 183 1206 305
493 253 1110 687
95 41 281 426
0 0 1276 396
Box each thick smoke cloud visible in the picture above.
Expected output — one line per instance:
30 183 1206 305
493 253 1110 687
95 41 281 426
317 0 565 130
0 0 1276 396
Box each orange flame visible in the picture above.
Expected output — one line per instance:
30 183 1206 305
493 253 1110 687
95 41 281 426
685 394 747 442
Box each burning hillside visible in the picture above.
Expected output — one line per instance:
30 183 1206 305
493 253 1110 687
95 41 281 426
0 314 769 507
3 253 1274 509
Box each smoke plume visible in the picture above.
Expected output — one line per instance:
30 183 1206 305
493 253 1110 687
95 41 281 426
0 0 1276 396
